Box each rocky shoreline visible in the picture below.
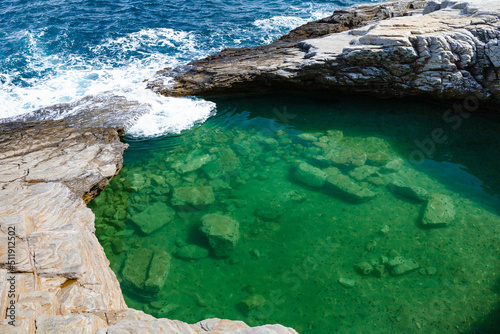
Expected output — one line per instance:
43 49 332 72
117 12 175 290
1 0 499 333
0 121 296 333
147 0 500 105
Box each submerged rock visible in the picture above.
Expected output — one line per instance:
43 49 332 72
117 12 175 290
200 213 240 257
325 146 367 167
354 262 373 276
175 245 210 261
123 248 171 294
390 258 419 276
129 173 150 192
173 153 214 174
421 194 455 228
297 133 318 142
129 202 175 234
294 162 327 187
202 147 241 179
325 174 376 203
382 158 404 173
240 295 266 315
388 179 429 202
349 165 379 181
122 248 152 293
338 277 356 288
144 250 171 294
171 186 215 207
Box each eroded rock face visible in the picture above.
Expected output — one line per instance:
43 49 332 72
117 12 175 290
0 121 127 203
0 120 298 333
148 0 500 105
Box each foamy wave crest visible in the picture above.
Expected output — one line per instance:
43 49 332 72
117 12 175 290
92 28 200 57
253 16 309 32
252 3 337 44
127 96 216 138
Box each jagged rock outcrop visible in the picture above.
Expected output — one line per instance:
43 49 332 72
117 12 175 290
147 0 500 104
0 120 298 333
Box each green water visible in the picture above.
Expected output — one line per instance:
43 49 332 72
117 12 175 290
89 94 500 333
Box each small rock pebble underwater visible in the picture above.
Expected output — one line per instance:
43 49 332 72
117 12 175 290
89 93 500 333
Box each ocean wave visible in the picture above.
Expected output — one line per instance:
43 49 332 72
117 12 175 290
0 27 215 138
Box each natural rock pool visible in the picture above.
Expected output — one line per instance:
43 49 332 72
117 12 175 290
89 94 500 333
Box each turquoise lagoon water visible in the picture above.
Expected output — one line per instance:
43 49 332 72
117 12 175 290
89 94 500 333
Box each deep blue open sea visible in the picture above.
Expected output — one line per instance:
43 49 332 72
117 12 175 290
0 0 376 136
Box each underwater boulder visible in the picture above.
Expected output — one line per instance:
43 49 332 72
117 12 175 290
200 213 240 258
122 248 171 296
388 179 429 202
325 145 367 167
348 165 379 181
144 250 171 294
325 174 377 203
128 172 151 191
421 194 455 228
122 248 152 291
129 202 175 234
239 294 266 316
172 153 214 174
171 186 215 207
390 258 419 276
294 162 327 187
297 133 319 142
202 147 241 179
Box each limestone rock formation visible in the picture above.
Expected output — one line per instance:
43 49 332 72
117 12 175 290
148 0 500 105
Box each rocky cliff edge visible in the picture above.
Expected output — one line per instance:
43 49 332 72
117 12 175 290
147 0 500 104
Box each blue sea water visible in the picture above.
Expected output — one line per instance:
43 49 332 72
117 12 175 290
0 0 376 135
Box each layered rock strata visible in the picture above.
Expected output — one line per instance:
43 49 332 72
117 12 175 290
147 0 500 104
0 121 296 333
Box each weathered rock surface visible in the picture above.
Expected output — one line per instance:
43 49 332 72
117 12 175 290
148 0 500 105
0 120 298 333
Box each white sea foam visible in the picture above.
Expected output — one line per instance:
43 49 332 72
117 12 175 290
252 4 336 43
127 96 216 138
